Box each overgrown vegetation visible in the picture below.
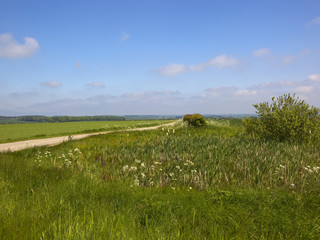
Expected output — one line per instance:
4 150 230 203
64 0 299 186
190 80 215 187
0 119 319 239
183 113 207 127
243 93 320 143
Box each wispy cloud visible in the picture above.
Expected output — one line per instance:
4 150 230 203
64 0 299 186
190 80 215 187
86 82 105 88
253 47 299 66
4 75 320 116
307 74 320 82
157 63 187 76
299 49 311 56
253 48 271 57
308 16 320 25
0 33 39 58
199 73 320 101
41 81 62 88
294 85 314 94
120 31 130 41
156 54 239 76
201 86 257 98
74 62 82 69
280 55 295 65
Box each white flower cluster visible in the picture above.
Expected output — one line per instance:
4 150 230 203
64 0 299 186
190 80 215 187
303 166 320 174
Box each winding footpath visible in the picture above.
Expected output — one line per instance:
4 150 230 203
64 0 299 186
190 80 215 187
0 121 177 153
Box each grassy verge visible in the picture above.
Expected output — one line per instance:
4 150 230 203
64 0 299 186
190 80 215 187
0 119 319 239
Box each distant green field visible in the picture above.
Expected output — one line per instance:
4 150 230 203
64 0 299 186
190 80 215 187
0 120 172 143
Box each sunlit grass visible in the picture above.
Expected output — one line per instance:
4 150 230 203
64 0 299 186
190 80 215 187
0 118 319 239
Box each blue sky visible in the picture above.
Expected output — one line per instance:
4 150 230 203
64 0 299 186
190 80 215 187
1 0 320 116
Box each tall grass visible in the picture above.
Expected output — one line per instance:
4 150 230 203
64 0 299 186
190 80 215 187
0 119 319 239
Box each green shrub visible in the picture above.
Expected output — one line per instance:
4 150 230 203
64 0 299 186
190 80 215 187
183 114 207 127
243 93 320 142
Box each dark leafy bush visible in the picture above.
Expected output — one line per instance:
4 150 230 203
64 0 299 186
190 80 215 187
243 93 320 142
183 114 207 127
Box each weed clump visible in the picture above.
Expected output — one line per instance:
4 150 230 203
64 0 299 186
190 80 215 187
183 114 207 127
243 93 320 143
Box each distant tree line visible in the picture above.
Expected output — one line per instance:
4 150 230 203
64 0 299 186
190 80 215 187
16 115 125 123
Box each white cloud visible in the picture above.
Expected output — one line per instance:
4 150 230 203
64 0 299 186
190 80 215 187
307 74 320 82
189 63 207 72
41 81 62 88
235 89 258 96
157 54 238 76
295 86 314 94
309 16 320 25
122 90 181 101
86 82 105 88
253 48 271 57
207 55 238 68
157 63 187 76
201 86 257 98
253 48 299 66
0 33 39 58
120 31 130 41
74 62 82 69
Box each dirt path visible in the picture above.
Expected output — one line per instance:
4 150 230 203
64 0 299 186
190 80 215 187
0 121 177 153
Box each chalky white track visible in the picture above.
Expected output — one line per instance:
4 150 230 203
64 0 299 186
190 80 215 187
0 121 177 153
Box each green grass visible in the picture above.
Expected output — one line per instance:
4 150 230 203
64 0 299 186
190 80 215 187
0 120 171 143
0 119 319 239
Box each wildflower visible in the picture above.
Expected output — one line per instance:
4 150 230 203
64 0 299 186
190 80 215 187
166 132 169 136
173 129 175 133
189 187 192 190
134 179 140 186
122 165 129 172
171 187 175 190
135 159 141 164
129 166 137 172
304 166 314 173
176 166 180 170
169 172 174 177
290 183 295 188
279 164 285 169
150 181 154 186
141 162 145 168
141 173 146 178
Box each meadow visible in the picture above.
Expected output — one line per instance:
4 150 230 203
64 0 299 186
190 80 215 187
0 119 319 239
0 120 171 143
